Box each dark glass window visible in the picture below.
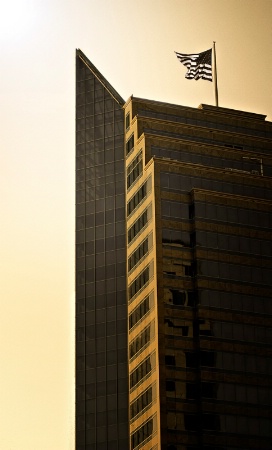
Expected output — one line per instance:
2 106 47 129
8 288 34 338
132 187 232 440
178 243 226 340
130 387 153 419
128 234 152 271
161 199 190 220
184 263 196 277
201 382 217 398
184 414 199 431
170 289 187 306
125 112 130 130
165 355 176 366
202 414 220 430
128 204 152 243
186 383 199 399
129 326 151 359
166 380 175 391
161 171 272 200
131 418 153 449
129 294 151 329
200 351 216 367
165 318 189 336
168 289 197 307
130 354 154 388
185 352 198 368
162 228 191 247
126 134 134 155
127 177 152 216
128 264 153 301
127 151 143 188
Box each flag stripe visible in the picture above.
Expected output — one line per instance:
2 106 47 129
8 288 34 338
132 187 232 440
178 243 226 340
175 49 212 82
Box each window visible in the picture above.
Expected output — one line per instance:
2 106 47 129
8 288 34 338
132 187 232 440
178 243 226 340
125 112 130 130
186 383 199 400
201 382 216 398
162 229 191 247
185 263 196 277
127 177 152 216
130 363 148 388
130 353 155 388
129 294 152 329
184 414 199 431
128 262 153 301
200 351 216 367
128 234 152 272
165 355 176 366
165 318 189 336
171 289 186 306
189 203 195 219
202 414 220 430
161 200 189 220
130 386 153 419
128 204 152 243
127 151 143 188
126 133 134 155
185 352 198 368
129 326 150 359
166 380 175 392
131 418 153 449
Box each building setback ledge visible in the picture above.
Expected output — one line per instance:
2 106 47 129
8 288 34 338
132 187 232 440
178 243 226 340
198 103 267 121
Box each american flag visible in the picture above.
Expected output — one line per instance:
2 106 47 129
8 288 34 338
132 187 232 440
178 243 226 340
175 48 212 81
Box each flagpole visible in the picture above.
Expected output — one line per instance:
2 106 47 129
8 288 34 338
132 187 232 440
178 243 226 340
213 41 219 106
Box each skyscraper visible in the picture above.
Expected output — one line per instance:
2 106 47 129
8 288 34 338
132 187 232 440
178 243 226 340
76 49 272 450
76 49 129 450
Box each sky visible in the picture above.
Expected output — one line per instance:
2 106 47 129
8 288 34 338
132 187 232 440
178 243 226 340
1 0 272 448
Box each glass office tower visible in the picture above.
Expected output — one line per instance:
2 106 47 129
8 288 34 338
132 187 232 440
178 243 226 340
124 97 272 450
76 49 272 450
75 49 129 450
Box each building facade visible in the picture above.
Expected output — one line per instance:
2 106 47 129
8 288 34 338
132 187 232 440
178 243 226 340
76 49 129 450
76 49 272 450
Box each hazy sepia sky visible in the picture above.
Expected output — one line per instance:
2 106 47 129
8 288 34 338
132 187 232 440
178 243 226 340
1 0 271 448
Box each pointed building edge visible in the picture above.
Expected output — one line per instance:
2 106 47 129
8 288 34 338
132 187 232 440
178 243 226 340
76 48 125 106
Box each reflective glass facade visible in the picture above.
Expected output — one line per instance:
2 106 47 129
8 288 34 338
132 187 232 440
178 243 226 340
75 50 129 450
